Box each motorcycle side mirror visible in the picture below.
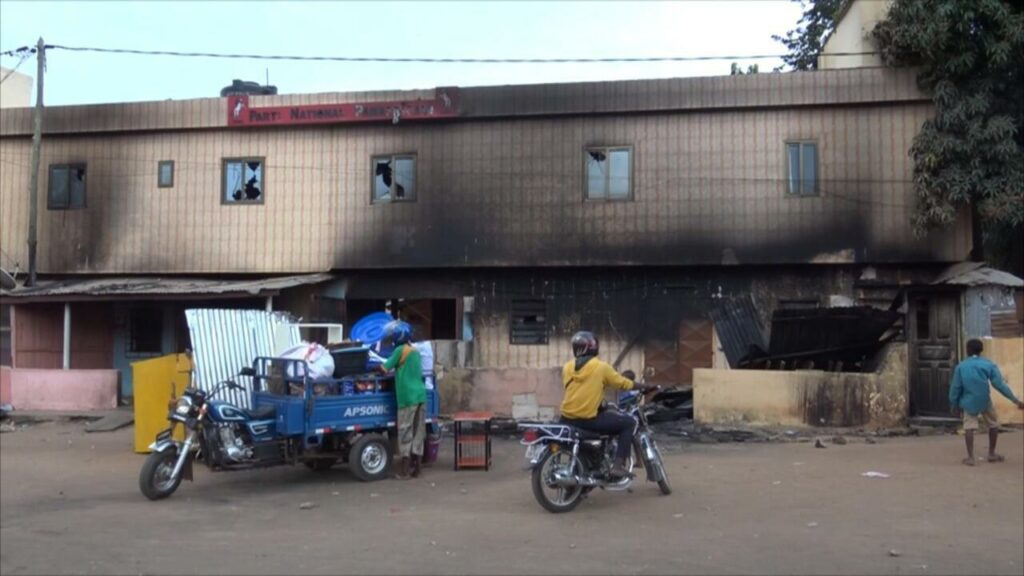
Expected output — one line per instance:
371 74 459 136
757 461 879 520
238 367 256 377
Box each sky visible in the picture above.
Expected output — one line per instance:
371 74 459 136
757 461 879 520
0 1 804 106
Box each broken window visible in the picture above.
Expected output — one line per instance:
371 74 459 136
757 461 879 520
586 147 632 200
158 160 174 188
223 158 264 204
47 164 87 209
786 141 818 196
127 307 163 356
372 154 416 203
510 299 548 345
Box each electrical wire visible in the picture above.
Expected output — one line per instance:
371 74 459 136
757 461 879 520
0 46 34 58
0 50 31 85
44 44 880 64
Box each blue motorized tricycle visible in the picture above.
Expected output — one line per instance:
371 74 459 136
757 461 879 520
139 356 439 500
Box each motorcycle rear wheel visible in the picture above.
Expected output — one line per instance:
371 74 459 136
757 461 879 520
531 448 585 513
139 450 183 500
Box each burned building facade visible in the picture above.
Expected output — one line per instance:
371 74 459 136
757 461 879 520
1 68 985 417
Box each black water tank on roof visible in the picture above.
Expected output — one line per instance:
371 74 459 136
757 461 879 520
220 79 278 97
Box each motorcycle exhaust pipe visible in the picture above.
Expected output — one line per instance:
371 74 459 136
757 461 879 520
552 469 600 488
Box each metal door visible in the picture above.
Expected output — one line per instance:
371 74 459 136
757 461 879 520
909 293 960 416
643 318 713 387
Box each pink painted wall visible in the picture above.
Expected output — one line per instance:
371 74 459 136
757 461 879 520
7 368 118 411
0 366 11 405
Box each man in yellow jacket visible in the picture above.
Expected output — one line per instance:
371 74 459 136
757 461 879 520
560 331 654 479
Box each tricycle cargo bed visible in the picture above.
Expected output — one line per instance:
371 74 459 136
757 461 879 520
249 356 439 439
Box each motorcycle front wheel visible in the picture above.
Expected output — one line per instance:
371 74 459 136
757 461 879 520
650 440 672 495
531 447 585 514
139 450 183 500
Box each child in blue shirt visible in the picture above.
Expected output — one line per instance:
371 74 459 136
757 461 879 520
949 339 1024 466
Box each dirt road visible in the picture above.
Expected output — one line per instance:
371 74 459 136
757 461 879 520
1 421 1022 575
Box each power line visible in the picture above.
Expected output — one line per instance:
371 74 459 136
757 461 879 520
0 47 34 85
0 46 35 58
43 44 880 64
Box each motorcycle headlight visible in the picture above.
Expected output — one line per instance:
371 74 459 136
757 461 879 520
174 396 193 416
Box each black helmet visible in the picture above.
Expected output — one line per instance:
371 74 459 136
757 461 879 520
571 331 599 358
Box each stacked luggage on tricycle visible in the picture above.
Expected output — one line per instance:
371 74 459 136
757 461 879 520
139 347 440 500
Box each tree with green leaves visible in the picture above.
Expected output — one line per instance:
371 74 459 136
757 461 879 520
872 0 1023 271
771 0 846 70
730 63 760 75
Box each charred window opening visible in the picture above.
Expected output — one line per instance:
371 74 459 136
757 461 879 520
786 141 818 196
223 158 264 204
510 299 548 345
372 154 416 203
586 146 632 201
47 164 87 210
158 160 174 188
0 304 11 366
127 307 163 356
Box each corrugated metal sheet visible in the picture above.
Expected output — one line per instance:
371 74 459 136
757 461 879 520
186 309 301 408
932 262 1024 288
708 296 767 368
1 273 333 299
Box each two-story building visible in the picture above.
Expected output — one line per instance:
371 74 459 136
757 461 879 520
1 66 989 420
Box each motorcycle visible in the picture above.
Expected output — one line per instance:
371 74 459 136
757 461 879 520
518 370 672 513
139 367 284 500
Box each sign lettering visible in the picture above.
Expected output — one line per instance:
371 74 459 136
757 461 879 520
343 405 388 418
227 88 458 128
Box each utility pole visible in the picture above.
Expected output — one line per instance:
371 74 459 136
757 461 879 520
25 37 45 287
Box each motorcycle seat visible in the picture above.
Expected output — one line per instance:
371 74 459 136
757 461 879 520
245 406 276 420
569 427 607 441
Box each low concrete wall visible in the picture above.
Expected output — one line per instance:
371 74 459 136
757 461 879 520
6 368 119 411
988 338 1023 425
694 343 908 428
438 367 562 419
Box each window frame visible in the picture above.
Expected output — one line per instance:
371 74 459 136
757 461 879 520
157 160 175 188
785 140 819 196
47 163 87 210
125 306 164 358
370 153 418 204
221 157 266 206
509 299 549 345
583 145 634 202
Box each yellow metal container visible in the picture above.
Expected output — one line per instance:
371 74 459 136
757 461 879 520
133 354 192 453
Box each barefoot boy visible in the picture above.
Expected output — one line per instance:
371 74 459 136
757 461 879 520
949 339 1024 466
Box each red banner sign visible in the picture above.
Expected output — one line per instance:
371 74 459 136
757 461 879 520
227 87 459 127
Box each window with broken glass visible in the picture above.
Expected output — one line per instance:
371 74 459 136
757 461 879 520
372 154 416 203
786 141 818 196
222 158 265 204
47 164 87 209
585 147 632 201
510 299 548 345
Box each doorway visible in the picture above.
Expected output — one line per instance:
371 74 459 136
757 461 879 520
908 292 960 416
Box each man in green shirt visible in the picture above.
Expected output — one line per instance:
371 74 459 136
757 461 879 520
379 322 427 480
